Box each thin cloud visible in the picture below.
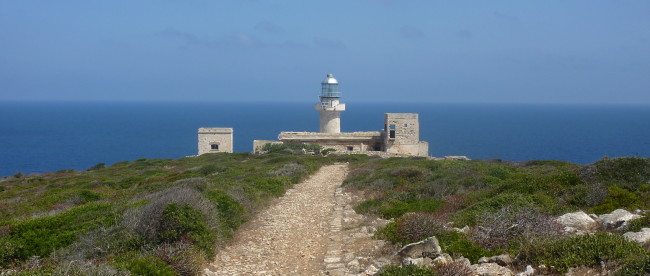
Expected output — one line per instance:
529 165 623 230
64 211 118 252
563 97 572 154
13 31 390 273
455 29 473 39
255 21 285 34
314 37 346 49
399 26 425 39
159 28 266 48
494 11 521 23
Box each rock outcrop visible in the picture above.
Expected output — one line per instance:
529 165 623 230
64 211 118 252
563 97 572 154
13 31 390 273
623 228 650 244
556 211 599 233
396 236 442 259
478 254 516 266
599 209 642 229
471 263 514 276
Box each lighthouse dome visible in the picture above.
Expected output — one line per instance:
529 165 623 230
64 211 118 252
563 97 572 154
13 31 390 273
322 74 338 84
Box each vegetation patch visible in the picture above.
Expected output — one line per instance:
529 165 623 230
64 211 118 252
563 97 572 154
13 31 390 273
0 152 335 274
348 156 650 273
519 232 646 274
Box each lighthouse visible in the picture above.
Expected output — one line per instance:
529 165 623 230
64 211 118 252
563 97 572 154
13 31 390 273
315 74 346 133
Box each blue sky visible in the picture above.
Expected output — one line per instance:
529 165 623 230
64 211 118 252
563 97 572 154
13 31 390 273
1 1 649 104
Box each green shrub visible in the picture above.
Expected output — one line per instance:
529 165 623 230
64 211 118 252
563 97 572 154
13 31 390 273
519 232 647 273
112 176 144 189
252 177 290 197
321 148 336 155
2 203 116 265
443 236 496 264
391 166 429 182
378 264 436 276
592 157 650 189
158 203 215 256
262 142 322 154
356 197 443 219
625 215 650 232
374 221 401 244
87 162 106 171
205 190 247 231
616 254 650 276
78 190 103 203
592 185 640 214
124 256 177 276
451 193 533 227
198 164 219 176
374 218 493 264
395 212 444 243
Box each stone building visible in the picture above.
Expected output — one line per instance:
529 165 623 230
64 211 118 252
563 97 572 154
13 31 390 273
253 74 429 157
198 127 233 155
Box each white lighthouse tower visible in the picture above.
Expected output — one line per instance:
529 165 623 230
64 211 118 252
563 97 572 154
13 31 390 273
315 74 346 133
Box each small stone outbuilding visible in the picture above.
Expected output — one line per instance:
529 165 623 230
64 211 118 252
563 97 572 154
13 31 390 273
198 128 233 155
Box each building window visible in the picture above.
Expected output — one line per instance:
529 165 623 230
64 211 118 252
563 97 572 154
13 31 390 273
211 144 219 150
389 124 396 139
347 146 354 151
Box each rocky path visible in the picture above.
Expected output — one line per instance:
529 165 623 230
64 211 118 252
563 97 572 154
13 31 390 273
204 164 350 275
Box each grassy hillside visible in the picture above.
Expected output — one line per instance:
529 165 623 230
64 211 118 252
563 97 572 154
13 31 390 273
0 152 361 275
344 156 650 274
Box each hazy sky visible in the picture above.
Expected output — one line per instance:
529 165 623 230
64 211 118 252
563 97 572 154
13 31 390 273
1 1 649 104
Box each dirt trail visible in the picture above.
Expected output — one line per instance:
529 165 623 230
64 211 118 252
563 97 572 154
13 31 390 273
204 164 350 275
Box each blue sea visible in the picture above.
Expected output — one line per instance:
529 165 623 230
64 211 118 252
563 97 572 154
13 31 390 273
1 102 649 176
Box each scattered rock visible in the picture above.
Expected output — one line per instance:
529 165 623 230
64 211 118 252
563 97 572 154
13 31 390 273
364 264 379 275
452 225 471 234
515 265 535 276
472 263 514 276
599 209 642 229
623 228 650 244
445 155 471 161
478 255 516 266
397 236 442 259
432 253 453 265
556 211 599 232
455 257 472 267
403 257 424 266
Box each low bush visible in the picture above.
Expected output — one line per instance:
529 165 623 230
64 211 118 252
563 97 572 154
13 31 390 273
443 236 496 263
625 215 650 232
395 212 445 243
159 203 215 256
432 260 473 276
374 217 493 263
198 164 219 176
1 203 117 265
616 254 650 276
588 157 650 189
152 242 203 276
87 163 106 171
451 193 533 227
378 263 435 276
592 185 641 214
78 189 104 203
469 206 563 251
356 197 444 219
519 232 647 273
123 256 177 276
205 190 247 232
121 186 218 246
54 260 128 276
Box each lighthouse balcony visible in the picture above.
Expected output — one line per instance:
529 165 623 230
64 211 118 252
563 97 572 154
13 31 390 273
320 92 341 98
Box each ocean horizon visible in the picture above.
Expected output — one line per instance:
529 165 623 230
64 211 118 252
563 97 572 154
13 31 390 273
1 101 649 176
